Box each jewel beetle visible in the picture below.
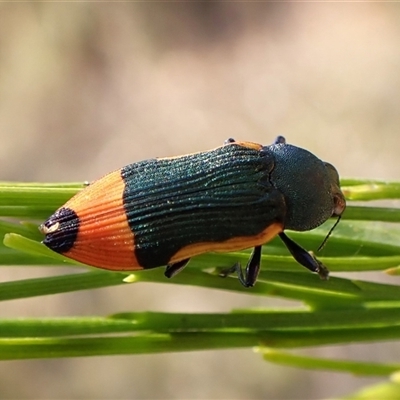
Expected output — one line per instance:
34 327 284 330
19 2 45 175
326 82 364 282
40 136 346 287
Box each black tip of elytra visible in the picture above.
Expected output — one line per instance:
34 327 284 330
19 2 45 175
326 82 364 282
41 207 79 254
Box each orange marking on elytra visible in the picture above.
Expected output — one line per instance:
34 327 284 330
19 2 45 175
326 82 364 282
63 170 142 270
169 222 283 264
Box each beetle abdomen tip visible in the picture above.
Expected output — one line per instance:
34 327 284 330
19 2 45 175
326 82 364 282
41 207 79 253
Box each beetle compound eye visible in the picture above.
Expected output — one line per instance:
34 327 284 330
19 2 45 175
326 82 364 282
323 162 346 217
333 192 346 217
324 162 340 181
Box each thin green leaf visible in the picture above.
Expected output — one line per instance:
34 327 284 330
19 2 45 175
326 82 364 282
258 348 400 376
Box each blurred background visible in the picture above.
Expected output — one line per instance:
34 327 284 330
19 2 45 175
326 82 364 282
1 2 399 399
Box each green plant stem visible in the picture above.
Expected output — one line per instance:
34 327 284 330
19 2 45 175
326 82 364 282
2 307 400 338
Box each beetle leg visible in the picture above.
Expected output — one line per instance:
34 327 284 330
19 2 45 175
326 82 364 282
243 245 262 287
221 245 262 287
278 232 329 279
273 135 286 144
223 138 236 145
164 258 191 278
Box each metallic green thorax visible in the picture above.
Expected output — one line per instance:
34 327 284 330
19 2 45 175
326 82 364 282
121 144 285 269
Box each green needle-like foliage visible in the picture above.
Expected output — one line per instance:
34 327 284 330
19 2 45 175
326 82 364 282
1 179 400 399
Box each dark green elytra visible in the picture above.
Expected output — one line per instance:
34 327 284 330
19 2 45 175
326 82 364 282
121 144 286 269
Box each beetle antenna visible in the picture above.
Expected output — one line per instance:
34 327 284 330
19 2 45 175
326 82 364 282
318 215 342 252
